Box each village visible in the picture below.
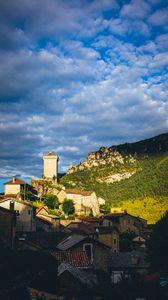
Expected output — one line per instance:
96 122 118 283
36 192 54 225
0 152 167 300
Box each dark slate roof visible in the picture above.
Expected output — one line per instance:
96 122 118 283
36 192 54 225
51 251 91 268
108 251 150 269
0 206 16 215
104 213 147 223
58 263 97 286
57 234 86 251
26 232 69 250
97 226 120 234
36 215 53 225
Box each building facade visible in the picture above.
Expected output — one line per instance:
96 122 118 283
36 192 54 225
0 198 36 232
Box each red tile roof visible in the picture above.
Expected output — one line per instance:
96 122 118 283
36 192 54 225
64 189 93 196
36 215 53 225
77 216 100 223
51 251 91 268
4 178 26 185
62 222 96 235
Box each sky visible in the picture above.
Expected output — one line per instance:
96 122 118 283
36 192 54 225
0 0 168 178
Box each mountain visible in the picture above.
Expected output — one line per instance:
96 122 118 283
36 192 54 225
60 133 168 223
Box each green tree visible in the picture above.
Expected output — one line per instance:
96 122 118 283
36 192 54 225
120 231 136 252
41 194 59 209
20 190 36 202
100 203 111 214
148 211 168 275
62 199 75 215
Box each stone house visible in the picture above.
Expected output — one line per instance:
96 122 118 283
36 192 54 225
108 251 150 284
0 198 36 232
4 176 35 196
0 205 16 248
57 189 100 216
102 212 147 235
36 206 60 232
96 226 119 252
56 234 111 272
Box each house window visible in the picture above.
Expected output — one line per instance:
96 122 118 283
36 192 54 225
28 210 31 215
113 238 117 245
83 243 93 261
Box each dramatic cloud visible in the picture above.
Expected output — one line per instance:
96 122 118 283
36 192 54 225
0 0 167 178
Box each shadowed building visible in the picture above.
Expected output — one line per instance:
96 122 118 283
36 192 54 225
0 204 16 248
0 198 36 232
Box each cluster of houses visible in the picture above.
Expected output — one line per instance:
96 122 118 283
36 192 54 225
0 152 155 298
0 192 152 288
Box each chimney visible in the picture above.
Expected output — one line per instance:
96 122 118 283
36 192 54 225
94 227 99 240
131 254 140 265
10 201 15 212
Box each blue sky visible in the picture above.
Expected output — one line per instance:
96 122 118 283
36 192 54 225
0 0 167 177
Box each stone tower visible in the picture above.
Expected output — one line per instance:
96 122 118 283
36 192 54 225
43 151 59 182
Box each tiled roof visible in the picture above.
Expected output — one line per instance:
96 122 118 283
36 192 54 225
108 251 150 269
27 287 63 300
64 189 93 196
51 251 91 268
0 206 16 215
26 232 69 250
76 216 100 223
62 222 96 235
43 151 57 156
36 215 53 225
57 234 86 251
36 206 48 214
0 198 35 208
97 226 119 234
104 213 146 222
4 178 27 185
58 263 97 286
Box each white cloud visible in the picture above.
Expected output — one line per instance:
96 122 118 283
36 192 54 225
120 0 151 19
0 0 167 177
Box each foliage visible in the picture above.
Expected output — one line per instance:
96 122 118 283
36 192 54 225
0 249 58 295
121 197 168 224
100 203 111 214
41 194 59 209
120 231 136 252
62 199 75 215
148 211 168 275
20 190 36 201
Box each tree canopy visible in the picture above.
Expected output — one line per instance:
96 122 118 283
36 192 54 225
62 199 75 215
148 211 168 275
42 194 59 209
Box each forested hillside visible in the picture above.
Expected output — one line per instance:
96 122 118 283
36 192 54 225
61 133 168 223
